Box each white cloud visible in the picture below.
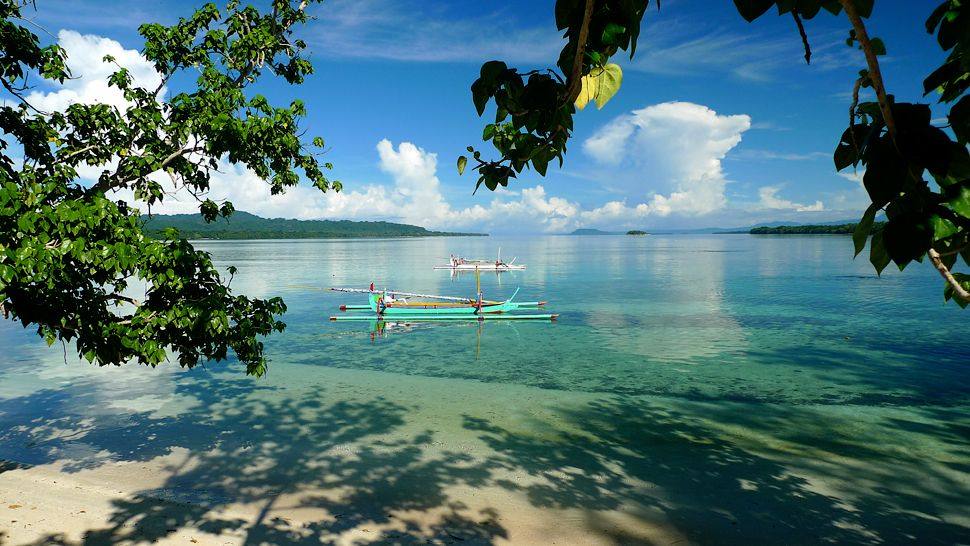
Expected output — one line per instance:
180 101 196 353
17 27 845 233
830 168 871 210
758 185 824 212
837 169 865 186
583 101 751 216
25 30 163 112
106 141 583 234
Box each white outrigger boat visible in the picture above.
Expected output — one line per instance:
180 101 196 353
434 249 526 271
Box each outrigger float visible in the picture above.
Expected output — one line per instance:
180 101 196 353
329 282 556 321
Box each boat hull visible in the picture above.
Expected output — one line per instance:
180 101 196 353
369 293 516 315
433 264 526 271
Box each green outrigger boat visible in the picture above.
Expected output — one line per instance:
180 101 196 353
329 285 556 321
368 287 521 315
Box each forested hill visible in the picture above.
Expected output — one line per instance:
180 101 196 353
749 222 886 235
142 211 487 239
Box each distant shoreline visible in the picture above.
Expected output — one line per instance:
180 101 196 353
142 211 488 239
151 232 488 240
176 232 490 242
744 222 882 235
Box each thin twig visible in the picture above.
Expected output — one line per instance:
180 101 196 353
929 249 970 301
792 12 811 64
848 75 863 156
1 78 48 115
839 0 894 138
54 144 98 164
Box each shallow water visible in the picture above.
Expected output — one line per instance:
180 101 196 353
1 235 968 544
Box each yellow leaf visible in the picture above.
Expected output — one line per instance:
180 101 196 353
594 64 623 109
574 71 599 111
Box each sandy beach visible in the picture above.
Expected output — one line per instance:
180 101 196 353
2 360 968 546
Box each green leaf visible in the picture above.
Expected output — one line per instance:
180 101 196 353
601 23 626 46
869 37 886 56
925 2 949 33
457 155 468 176
930 214 959 241
733 0 774 21
854 203 879 256
947 185 970 219
471 79 490 116
863 138 907 207
852 0 873 18
949 95 969 144
882 215 932 268
555 0 580 30
479 60 507 86
869 230 891 274
922 60 959 96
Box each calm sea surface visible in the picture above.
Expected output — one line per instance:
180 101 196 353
1 235 967 544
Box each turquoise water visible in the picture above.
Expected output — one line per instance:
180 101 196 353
1 235 968 544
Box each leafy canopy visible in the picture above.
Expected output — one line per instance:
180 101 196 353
465 0 970 307
0 0 336 375
458 0 649 192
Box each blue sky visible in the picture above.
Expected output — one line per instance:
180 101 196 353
25 0 949 232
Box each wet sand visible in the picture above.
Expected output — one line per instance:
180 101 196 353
1 364 967 545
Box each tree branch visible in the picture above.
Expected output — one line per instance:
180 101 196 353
792 12 811 64
565 0 595 103
54 144 98 165
928 249 970 301
839 0 894 138
1 77 47 115
106 293 141 306
87 144 204 195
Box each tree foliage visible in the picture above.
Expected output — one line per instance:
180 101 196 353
466 0 970 307
739 0 970 307
0 0 336 375
748 222 885 235
458 0 649 193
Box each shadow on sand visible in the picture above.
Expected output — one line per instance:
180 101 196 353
0 368 967 545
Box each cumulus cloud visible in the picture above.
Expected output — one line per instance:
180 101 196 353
105 141 584 234
758 185 824 212
583 101 750 216
25 30 163 112
25 28 837 232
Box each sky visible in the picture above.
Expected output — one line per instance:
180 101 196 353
18 0 951 233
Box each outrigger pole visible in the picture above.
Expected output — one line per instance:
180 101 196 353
329 314 558 322
330 287 478 303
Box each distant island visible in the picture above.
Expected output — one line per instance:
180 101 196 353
142 211 487 239
626 230 648 235
748 222 885 235
569 228 623 235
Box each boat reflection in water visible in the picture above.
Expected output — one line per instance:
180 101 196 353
361 318 523 361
